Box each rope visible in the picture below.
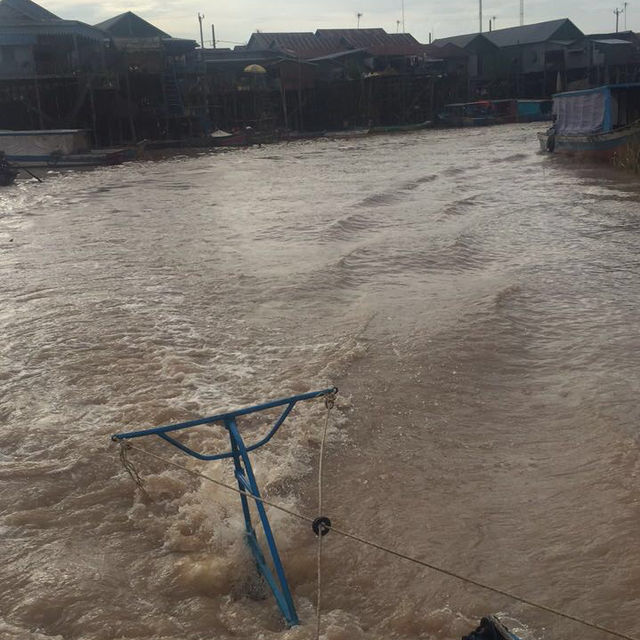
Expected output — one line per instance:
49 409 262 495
118 441 151 500
316 392 335 640
116 441 638 640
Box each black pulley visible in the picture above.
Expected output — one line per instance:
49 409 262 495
312 516 332 537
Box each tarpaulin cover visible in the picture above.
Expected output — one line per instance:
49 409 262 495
553 89 607 135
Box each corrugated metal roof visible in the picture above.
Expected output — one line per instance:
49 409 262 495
434 19 583 50
0 0 59 22
247 28 428 58
0 0 106 40
94 12 170 38
245 32 336 58
308 49 367 62
592 38 633 45
552 81 640 98
431 33 486 49
423 43 469 59
484 19 582 47
315 28 424 54
0 20 107 41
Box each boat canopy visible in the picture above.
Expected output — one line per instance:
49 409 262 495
553 86 611 135
553 83 640 135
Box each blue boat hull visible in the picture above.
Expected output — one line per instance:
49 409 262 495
538 121 640 159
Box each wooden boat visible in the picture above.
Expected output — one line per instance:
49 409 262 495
438 101 497 127
323 127 370 139
280 130 326 141
209 129 249 147
491 99 518 124
517 99 552 122
538 83 640 159
0 129 144 167
370 120 432 133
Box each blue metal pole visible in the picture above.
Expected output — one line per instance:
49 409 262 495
228 420 254 538
226 417 300 626
110 387 337 628
112 388 336 443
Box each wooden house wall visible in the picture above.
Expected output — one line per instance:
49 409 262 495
0 44 34 77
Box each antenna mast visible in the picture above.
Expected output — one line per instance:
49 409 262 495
624 1 628 29
197 12 205 49
479 0 483 32
614 7 623 32
520 0 524 25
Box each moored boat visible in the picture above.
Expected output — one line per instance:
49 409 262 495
324 127 370 138
491 99 518 124
0 129 143 167
538 82 640 159
370 120 432 134
517 98 552 122
209 129 249 147
439 101 497 127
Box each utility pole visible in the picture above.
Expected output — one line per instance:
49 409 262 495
211 24 216 48
520 0 524 25
396 20 401 33
614 7 623 32
357 12 363 28
624 1 628 29
197 12 205 49
479 0 482 32
401 0 405 32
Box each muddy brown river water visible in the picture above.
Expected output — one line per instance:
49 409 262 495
1 124 639 640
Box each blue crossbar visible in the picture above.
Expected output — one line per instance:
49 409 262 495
111 387 337 627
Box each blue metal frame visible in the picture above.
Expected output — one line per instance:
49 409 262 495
112 386 337 627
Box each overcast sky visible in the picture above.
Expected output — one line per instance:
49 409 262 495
46 0 636 46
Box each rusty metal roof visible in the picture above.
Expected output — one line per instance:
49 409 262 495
246 28 429 59
246 32 338 58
